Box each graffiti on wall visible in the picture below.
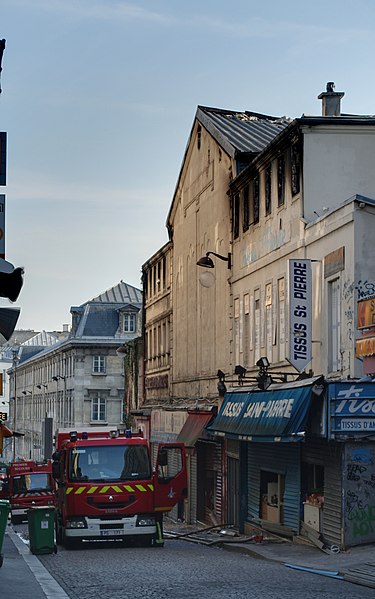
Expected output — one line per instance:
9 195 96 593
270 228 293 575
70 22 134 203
344 445 375 543
342 278 356 349
356 280 375 300
341 278 375 352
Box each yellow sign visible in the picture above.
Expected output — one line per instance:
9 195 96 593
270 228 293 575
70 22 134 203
357 298 375 330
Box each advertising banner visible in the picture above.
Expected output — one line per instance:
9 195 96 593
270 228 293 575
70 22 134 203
288 259 312 371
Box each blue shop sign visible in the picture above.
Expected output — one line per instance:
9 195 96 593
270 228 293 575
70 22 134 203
329 381 375 438
208 377 322 442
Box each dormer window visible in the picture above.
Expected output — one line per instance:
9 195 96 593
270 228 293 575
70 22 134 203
123 313 136 333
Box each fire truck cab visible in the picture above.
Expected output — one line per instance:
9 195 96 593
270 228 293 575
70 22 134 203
52 428 187 549
6 460 54 524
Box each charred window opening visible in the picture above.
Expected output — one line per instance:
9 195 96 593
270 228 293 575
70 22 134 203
243 185 249 232
253 175 260 224
233 193 240 239
278 154 285 207
265 165 272 216
291 143 301 196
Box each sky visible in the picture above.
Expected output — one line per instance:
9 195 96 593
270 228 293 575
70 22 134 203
1 0 375 332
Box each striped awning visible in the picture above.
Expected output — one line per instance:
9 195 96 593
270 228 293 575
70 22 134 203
356 335 375 358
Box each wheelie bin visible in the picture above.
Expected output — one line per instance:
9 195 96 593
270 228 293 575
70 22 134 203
27 506 56 555
0 499 10 567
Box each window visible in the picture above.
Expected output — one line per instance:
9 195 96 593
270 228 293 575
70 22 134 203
243 294 250 366
197 125 202 150
254 292 261 363
233 193 240 239
93 355 106 374
253 175 260 224
277 278 286 361
328 278 341 372
12 473 52 493
277 154 285 207
68 444 151 482
162 255 166 290
123 313 136 333
291 142 301 196
92 396 106 422
265 166 272 215
243 185 249 232
234 297 240 365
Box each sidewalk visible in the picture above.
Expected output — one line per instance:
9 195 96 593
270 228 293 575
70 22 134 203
0 526 68 599
163 518 375 589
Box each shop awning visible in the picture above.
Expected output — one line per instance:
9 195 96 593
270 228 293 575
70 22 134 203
356 335 375 358
208 377 323 442
0 423 13 437
176 411 214 447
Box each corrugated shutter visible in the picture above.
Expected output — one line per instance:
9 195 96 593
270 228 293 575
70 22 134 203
188 451 197 524
247 443 301 532
302 439 342 547
198 441 223 525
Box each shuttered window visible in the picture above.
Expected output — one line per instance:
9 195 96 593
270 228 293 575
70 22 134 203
328 279 341 372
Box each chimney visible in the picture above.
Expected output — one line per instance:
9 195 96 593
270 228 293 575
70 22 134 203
318 82 345 116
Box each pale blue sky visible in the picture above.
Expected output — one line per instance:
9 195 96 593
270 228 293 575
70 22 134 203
1 0 375 331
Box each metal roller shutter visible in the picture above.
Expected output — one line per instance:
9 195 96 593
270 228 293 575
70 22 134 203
247 443 301 532
302 439 342 547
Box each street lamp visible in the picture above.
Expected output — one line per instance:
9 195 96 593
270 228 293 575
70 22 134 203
52 376 66 427
116 344 129 426
196 251 232 288
11 346 19 461
196 251 232 269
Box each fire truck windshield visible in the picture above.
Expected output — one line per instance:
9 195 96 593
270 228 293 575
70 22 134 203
68 444 151 482
12 473 52 493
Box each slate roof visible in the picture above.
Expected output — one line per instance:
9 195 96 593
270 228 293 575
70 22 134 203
72 281 142 339
22 331 59 346
197 106 291 158
90 281 142 305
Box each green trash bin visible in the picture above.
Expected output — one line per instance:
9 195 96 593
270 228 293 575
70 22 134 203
0 499 10 567
27 506 56 555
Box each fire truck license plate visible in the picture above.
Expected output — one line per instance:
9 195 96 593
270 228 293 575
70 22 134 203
101 529 123 536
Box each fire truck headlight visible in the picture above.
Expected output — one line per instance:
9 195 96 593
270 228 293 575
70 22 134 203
136 516 155 527
66 518 87 529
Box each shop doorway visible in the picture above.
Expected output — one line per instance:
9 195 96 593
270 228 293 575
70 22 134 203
259 470 285 524
227 456 239 527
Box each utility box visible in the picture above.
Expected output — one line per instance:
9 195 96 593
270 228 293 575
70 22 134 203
27 506 56 555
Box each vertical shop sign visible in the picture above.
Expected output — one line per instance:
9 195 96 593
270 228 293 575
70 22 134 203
288 259 312 371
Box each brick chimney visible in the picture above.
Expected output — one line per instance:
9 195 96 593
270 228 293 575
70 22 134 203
318 82 345 116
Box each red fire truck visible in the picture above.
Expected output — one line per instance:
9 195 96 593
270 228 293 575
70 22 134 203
52 427 187 549
6 460 55 524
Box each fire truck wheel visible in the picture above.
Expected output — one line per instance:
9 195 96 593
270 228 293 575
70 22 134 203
62 532 80 550
11 514 22 525
139 535 153 547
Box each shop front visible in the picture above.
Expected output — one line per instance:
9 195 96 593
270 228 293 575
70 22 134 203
208 377 325 536
328 380 375 548
176 408 219 525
